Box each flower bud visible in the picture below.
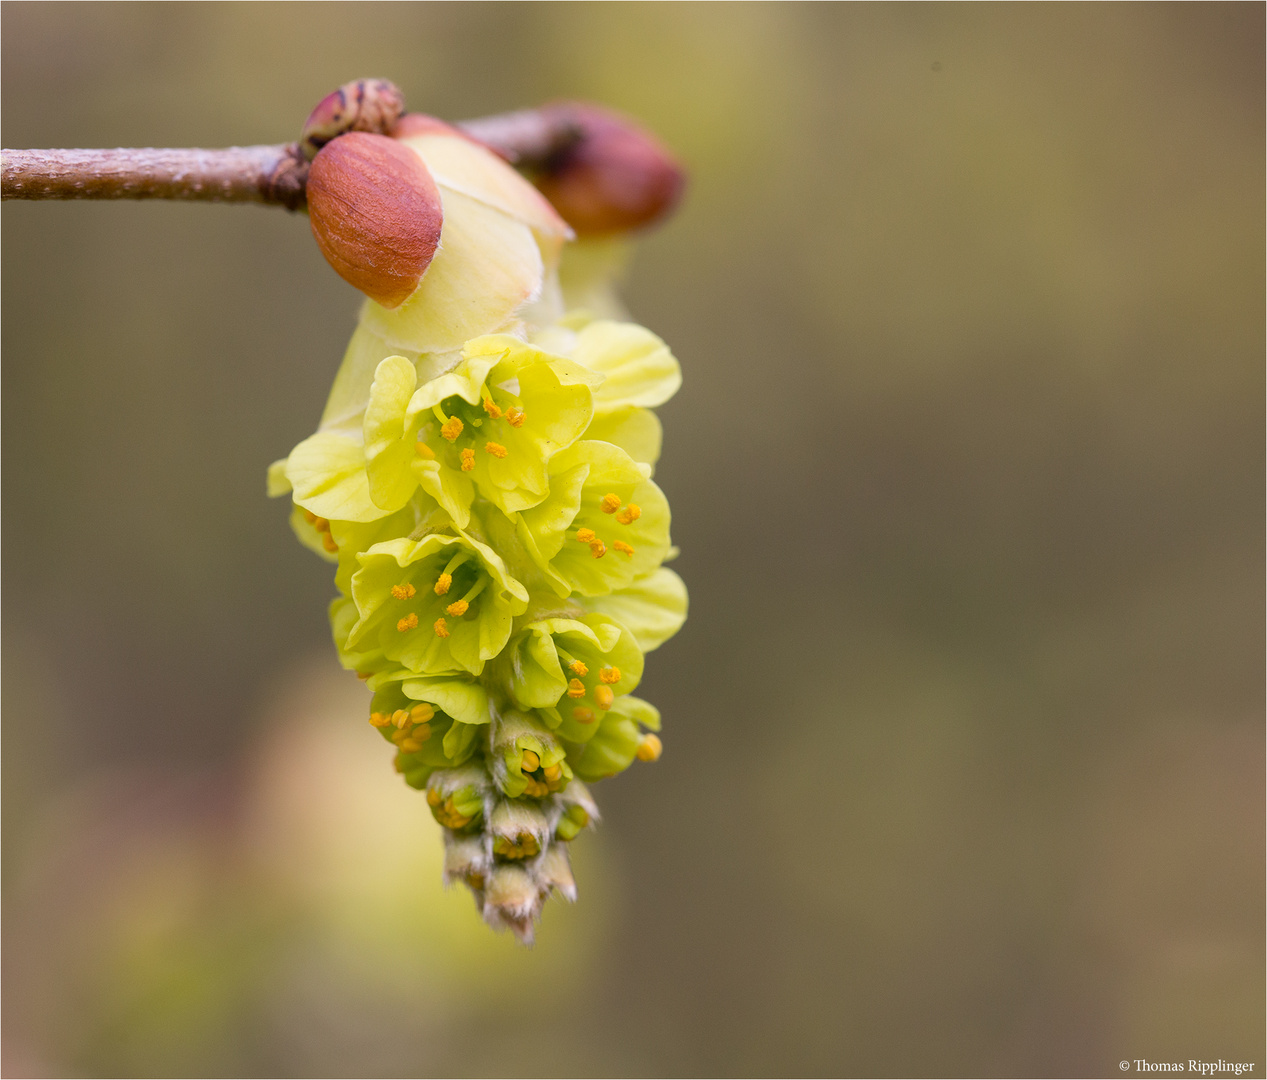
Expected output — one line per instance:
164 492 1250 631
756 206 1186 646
534 843 577 902
489 798 551 860
443 832 491 892
425 764 490 831
533 103 686 235
306 131 443 309
482 865 541 941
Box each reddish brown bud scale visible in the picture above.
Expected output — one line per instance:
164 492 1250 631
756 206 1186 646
305 132 443 309
533 103 686 235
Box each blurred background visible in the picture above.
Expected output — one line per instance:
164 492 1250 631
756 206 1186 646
3 4 1263 1077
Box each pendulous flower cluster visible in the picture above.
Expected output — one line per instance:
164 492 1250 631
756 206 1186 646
268 119 686 941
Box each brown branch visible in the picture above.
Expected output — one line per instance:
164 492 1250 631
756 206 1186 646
1 145 309 209
456 107 583 167
2 108 583 211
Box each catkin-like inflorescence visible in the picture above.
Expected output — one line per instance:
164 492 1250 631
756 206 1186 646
268 123 686 942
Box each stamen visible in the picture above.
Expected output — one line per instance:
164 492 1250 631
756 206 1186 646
575 528 597 544
600 493 621 514
390 583 417 600
410 703 434 723
460 448 475 471
439 552 470 583
493 834 541 860
459 577 487 606
415 441 435 459
369 712 391 727
356 671 373 681
613 540 635 557
391 709 411 728
412 723 432 742
483 398 503 419
616 504 642 525
599 666 621 684
484 441 508 458
321 532 338 553
589 540 607 559
433 617 450 638
568 659 589 677
426 788 442 807
396 613 419 632
312 517 330 532
567 678 587 699
636 733 663 762
520 749 540 772
400 738 424 753
506 407 526 427
572 707 595 723
440 416 464 442
434 573 452 595
446 599 469 617
594 685 614 710
303 509 318 524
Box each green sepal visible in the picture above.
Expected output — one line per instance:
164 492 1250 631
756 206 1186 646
571 320 681 414
583 567 688 652
581 406 662 471
567 710 640 781
284 432 386 523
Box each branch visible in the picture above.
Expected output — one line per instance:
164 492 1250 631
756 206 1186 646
1 145 310 209
1 107 582 211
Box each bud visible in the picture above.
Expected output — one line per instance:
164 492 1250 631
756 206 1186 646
443 832 491 892
489 798 551 860
534 843 577 902
533 103 686 235
425 764 490 831
301 78 405 161
305 131 443 309
482 865 541 941
491 710 572 799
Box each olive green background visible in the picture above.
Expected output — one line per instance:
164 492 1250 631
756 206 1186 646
3 3 1263 1077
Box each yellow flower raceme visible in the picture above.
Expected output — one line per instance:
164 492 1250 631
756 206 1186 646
269 125 687 940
